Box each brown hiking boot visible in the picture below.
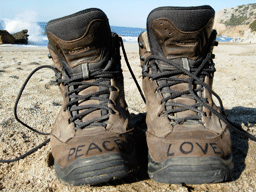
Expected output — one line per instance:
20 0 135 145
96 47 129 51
138 6 233 184
46 8 137 185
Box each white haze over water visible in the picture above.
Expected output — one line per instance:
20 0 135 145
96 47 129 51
3 11 46 44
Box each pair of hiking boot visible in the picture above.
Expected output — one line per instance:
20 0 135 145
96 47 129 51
6 5 256 186
44 5 234 185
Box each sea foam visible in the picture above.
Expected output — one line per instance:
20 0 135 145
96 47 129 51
3 11 45 45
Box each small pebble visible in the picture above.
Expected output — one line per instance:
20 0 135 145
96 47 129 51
9 75 19 79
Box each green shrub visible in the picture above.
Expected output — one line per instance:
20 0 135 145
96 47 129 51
249 20 256 31
224 14 248 25
239 31 244 35
243 6 249 11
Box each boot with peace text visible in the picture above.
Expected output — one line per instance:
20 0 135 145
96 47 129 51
46 8 137 186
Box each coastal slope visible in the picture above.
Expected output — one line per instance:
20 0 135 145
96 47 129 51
214 3 256 42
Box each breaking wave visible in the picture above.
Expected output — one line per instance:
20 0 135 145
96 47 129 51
2 11 47 45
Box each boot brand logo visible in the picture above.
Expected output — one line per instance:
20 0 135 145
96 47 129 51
67 139 122 162
167 142 221 156
69 46 92 54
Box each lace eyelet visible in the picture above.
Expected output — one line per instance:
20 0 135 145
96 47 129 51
139 42 144 48
158 111 164 117
110 86 117 92
110 110 116 115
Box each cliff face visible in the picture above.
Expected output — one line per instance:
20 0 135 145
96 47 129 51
214 4 256 40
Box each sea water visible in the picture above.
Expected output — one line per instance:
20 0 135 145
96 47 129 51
0 21 233 46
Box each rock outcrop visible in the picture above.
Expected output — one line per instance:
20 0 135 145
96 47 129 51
0 29 29 44
12 30 29 44
0 30 15 44
214 4 256 42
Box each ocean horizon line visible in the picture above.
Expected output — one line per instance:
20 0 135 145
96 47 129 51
0 20 234 45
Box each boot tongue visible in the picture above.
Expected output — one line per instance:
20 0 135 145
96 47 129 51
147 5 215 69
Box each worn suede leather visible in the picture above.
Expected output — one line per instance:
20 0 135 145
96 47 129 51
138 8 232 164
47 11 133 168
150 18 214 60
47 19 110 68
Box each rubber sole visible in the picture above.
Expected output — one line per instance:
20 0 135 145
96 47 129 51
55 152 137 186
148 153 233 184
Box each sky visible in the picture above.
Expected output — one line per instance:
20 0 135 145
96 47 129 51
0 0 256 28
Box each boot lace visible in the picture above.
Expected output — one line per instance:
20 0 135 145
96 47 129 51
142 53 217 125
59 69 119 129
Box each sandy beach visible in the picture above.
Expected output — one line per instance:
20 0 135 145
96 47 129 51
0 42 256 191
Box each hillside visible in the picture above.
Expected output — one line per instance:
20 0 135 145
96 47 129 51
214 3 256 42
